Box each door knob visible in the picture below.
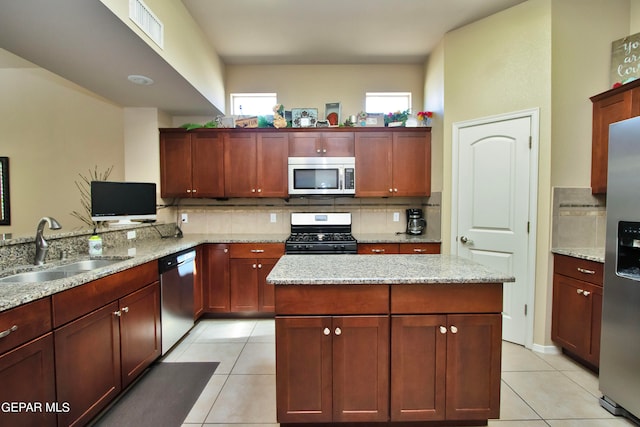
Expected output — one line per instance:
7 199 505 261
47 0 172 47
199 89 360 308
460 236 474 244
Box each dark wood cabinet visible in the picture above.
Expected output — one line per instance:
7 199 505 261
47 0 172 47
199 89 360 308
224 132 288 197
355 131 431 197
194 245 205 318
203 243 231 313
276 315 389 423
0 333 57 427
228 243 284 313
160 129 225 198
552 254 603 368
289 131 355 157
53 263 161 427
358 242 441 255
590 79 640 194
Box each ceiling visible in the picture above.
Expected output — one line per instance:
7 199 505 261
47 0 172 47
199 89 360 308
0 0 526 116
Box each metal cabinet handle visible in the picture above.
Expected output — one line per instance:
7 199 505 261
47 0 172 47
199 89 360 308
257 188 262 193
192 189 197 193
258 263 262 269
252 264 257 269
251 188 256 193
0 325 18 339
439 326 447 334
577 267 595 275
582 290 591 297
224 248 229 253
372 249 385 253
121 306 129 313
450 326 458 334
186 189 191 193
323 327 331 336
250 249 265 253
413 249 427 253
322 149 327 153
334 327 342 336
394 188 398 192
389 188 393 193
317 149 321 153
113 310 122 317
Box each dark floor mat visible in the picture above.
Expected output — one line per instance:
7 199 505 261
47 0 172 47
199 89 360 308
91 362 219 427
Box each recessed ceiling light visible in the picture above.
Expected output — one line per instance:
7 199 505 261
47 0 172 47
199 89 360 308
127 74 154 85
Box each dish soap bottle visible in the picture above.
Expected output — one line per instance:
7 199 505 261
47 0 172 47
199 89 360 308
88 230 103 256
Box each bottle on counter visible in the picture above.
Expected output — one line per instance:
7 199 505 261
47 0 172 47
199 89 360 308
88 230 103 256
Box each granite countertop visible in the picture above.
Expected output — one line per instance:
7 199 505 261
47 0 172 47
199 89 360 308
551 247 605 263
0 233 288 312
354 233 441 244
266 254 515 285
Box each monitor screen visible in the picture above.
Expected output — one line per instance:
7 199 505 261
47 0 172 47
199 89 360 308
90 181 157 224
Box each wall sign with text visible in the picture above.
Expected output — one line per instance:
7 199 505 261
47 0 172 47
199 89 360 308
611 32 640 86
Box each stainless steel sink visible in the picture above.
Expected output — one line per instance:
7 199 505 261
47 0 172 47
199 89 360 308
0 270 72 283
53 259 120 272
0 259 121 283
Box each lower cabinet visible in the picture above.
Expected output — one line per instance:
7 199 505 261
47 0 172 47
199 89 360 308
0 333 57 427
54 281 161 427
275 315 389 423
204 244 231 313
391 314 501 421
358 242 441 255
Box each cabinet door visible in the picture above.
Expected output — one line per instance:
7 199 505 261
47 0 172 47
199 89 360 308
276 316 333 423
392 131 431 197
551 274 600 363
355 133 392 197
204 244 230 313
55 302 121 427
322 132 355 156
258 258 278 312
289 132 322 156
391 315 446 421
229 259 259 312
0 334 56 427
257 132 288 197
224 132 257 197
191 131 225 197
160 131 193 198
445 314 501 420
332 315 389 422
591 90 632 194
119 282 161 388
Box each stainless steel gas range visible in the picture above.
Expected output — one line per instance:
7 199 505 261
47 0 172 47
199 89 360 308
285 213 357 254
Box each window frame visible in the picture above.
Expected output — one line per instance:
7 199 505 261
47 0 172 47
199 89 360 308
229 93 277 116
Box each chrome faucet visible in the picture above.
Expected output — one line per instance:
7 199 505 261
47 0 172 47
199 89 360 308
34 217 62 265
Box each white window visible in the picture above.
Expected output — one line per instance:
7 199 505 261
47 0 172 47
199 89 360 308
365 92 412 114
230 93 277 116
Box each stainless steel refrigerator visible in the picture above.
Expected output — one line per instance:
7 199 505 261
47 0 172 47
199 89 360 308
600 115 640 422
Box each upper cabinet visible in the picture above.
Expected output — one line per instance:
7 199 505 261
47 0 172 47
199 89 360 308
590 79 640 194
160 130 225 198
159 128 430 199
289 131 355 157
355 130 431 197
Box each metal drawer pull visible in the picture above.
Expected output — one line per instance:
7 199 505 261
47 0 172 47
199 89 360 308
323 327 331 336
335 327 342 336
0 325 18 339
122 306 129 313
450 326 458 334
576 289 591 297
250 249 265 253
413 249 427 253
582 290 591 297
372 249 385 253
577 267 596 275
439 326 447 334
113 310 122 317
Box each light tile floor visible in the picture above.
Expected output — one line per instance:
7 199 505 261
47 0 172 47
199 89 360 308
161 318 637 427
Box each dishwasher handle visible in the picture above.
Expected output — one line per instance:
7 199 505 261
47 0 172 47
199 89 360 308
158 249 196 274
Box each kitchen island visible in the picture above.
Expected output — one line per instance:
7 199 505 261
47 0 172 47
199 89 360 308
267 254 515 427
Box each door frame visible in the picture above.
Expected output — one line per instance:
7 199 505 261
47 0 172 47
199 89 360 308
450 108 539 349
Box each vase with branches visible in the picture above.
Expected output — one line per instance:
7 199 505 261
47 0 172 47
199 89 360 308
70 165 114 229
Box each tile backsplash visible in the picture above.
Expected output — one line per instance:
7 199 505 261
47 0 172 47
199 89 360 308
552 187 606 248
163 193 442 240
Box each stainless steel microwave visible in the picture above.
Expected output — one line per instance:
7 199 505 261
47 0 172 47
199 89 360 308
288 157 355 195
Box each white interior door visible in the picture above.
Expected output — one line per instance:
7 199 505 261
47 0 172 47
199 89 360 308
453 113 536 346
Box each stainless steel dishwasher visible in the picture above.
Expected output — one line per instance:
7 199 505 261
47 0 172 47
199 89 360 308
158 248 196 355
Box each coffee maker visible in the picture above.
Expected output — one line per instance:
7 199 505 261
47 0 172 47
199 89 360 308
406 208 426 235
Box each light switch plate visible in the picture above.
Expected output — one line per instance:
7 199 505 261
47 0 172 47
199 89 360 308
270 213 277 223
181 213 188 223
127 230 136 240
393 212 400 222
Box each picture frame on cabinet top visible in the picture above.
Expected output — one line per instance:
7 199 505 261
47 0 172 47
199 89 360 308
291 108 318 128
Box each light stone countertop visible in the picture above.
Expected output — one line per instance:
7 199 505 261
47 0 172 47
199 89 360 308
267 254 515 285
551 248 605 263
0 233 288 312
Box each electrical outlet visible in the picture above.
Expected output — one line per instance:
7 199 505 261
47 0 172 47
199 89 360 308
270 213 277 223
181 213 188 223
127 230 136 240
393 212 400 222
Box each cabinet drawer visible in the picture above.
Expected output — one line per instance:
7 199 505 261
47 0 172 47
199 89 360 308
275 285 389 315
0 298 52 354
391 284 503 314
52 261 158 327
398 243 441 254
358 243 398 254
554 254 603 286
229 243 285 259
